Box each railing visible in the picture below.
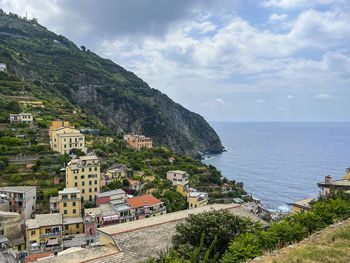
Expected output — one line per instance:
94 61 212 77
40 232 62 238
14 197 24 201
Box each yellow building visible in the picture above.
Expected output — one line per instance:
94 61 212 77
63 217 84 236
292 198 313 214
187 192 208 209
106 168 127 182
342 167 350 180
50 126 86 154
49 120 73 137
26 213 62 253
66 155 101 203
58 188 82 217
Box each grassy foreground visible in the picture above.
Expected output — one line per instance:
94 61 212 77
256 219 350 263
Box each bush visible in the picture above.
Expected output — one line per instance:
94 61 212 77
10 174 22 182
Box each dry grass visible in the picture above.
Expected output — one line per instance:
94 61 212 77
254 219 350 263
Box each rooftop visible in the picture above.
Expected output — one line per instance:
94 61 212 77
0 186 36 193
126 194 162 209
59 188 80 195
99 203 267 236
128 179 139 185
318 179 350 186
292 198 314 209
26 213 62 229
57 133 83 137
49 196 59 203
79 155 99 161
0 211 21 217
188 191 208 198
96 189 125 198
63 216 84 225
167 170 188 174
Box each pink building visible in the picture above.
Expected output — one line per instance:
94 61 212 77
49 196 59 213
9 113 33 125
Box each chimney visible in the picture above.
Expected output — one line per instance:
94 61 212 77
325 175 332 184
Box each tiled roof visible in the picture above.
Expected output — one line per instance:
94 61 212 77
128 179 139 185
126 194 162 209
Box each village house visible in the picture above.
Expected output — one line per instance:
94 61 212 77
26 213 63 254
0 211 25 251
292 197 314 214
50 126 86 155
317 174 350 195
66 155 101 203
166 170 189 196
187 191 209 209
128 179 142 192
0 186 36 220
123 134 153 150
0 63 7 72
106 167 127 182
126 194 166 220
96 189 127 206
9 113 33 125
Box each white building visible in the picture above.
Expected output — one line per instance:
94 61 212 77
0 63 7 72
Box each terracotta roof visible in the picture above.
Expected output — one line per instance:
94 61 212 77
128 179 139 185
126 194 162 208
25 253 52 262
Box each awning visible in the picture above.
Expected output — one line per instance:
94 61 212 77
110 215 119 221
46 238 59 246
103 216 112 222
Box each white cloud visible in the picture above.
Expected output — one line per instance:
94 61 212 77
315 93 332 99
287 94 294 99
215 98 225 105
269 13 288 22
262 0 345 9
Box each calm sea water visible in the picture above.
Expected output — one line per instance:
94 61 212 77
203 122 350 211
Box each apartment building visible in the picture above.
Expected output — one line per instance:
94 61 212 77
9 113 33 125
187 192 208 209
126 194 166 220
123 135 152 150
50 126 86 154
66 155 101 203
26 213 63 254
166 170 189 196
0 211 25 251
0 186 36 220
49 120 73 137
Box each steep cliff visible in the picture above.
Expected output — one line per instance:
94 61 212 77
0 11 223 156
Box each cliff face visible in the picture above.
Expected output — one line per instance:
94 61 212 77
0 11 223 156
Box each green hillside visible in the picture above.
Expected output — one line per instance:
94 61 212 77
0 10 223 156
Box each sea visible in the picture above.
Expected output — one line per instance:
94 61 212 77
202 122 350 212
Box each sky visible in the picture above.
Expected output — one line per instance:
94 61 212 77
1 0 350 121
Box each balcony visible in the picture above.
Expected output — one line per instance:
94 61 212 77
13 197 24 202
40 231 62 238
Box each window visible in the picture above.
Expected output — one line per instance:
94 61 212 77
81 175 84 179
89 181 92 185
89 167 92 172
95 167 97 171
32 205 34 210
64 210 67 214
74 176 77 179
82 168 85 172
74 182 77 187
89 195 92 202
73 209 76 214
31 230 36 236
89 188 92 193
95 180 97 184
82 182 85 186
65 225 68 230
94 187 97 192
76 223 80 228
64 144 66 148
73 202 76 206
63 203 67 207
82 189 85 193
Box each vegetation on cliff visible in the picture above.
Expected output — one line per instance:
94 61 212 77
0 10 223 156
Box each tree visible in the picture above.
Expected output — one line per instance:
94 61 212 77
172 210 257 260
0 156 9 169
123 178 130 187
81 45 86 51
